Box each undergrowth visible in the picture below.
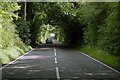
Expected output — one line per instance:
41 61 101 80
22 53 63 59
0 45 32 64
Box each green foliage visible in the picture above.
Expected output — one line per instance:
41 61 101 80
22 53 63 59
26 2 120 55
27 3 84 45
19 44 32 52
0 2 20 49
82 3 108 45
1 2 119 65
40 24 55 42
97 3 120 54
82 2 120 55
0 49 10 64
0 2 32 64
55 27 65 42
5 46 21 60
0 23 2 48
16 16 31 44
0 45 31 64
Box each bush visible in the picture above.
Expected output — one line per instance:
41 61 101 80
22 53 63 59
0 2 32 64
0 45 32 64
5 47 21 60
0 50 10 64
82 3 120 55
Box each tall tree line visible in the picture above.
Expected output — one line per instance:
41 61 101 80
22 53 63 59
1 2 120 55
17 2 120 55
81 2 120 55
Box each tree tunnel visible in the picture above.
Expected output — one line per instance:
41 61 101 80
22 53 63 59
17 2 84 47
13 2 120 54
1 2 120 65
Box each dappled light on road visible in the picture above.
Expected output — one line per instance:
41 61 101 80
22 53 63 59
19 55 51 60
2 47 56 79
2 42 120 80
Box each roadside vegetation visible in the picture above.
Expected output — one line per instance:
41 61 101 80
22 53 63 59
74 2 120 71
0 2 120 70
76 45 120 71
0 45 32 64
0 3 32 64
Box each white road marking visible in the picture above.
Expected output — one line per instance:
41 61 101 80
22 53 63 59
0 49 34 70
56 67 60 80
55 57 58 64
54 48 61 80
75 50 120 75
55 52 57 57
54 48 56 52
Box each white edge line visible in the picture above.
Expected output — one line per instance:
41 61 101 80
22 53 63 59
0 49 34 70
75 49 120 75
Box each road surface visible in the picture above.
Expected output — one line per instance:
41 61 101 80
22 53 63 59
1 40 120 80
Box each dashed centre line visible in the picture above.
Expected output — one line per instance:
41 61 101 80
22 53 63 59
55 52 57 57
55 57 58 64
54 48 60 80
56 67 60 80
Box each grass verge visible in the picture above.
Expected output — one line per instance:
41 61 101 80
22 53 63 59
75 45 120 71
0 45 32 64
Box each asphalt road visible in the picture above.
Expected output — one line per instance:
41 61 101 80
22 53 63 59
1 40 120 80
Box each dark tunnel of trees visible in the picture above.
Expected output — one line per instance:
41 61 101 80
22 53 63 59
0 2 120 64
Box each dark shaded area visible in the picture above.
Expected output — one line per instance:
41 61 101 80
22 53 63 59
14 2 120 55
38 39 70 48
2 78 120 80
2 78 57 80
15 2 84 47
